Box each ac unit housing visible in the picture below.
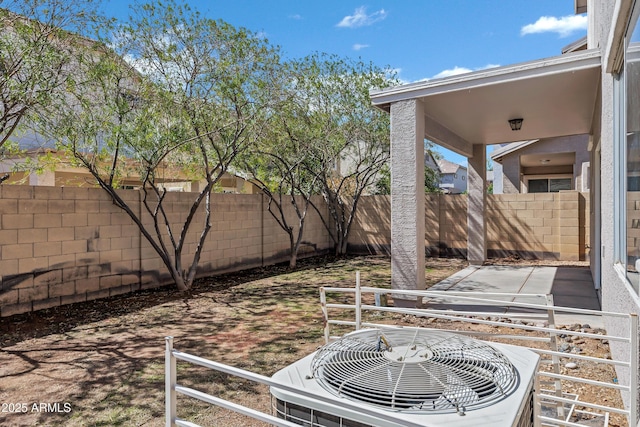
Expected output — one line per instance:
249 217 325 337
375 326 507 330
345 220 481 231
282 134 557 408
271 328 539 427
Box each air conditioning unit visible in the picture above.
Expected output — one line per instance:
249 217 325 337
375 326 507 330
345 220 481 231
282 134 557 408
271 328 539 427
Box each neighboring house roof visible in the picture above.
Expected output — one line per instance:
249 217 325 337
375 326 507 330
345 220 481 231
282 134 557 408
490 140 539 162
424 151 439 171
562 36 587 54
437 158 466 174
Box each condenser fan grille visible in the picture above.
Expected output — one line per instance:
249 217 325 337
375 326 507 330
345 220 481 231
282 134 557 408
311 329 519 414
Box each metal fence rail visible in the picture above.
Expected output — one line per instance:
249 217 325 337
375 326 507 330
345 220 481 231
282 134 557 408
165 336 428 427
320 281 639 427
163 273 638 427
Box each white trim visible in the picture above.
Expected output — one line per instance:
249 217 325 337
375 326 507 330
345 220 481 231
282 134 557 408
522 174 573 193
581 162 591 191
490 140 539 161
615 262 640 305
371 49 601 108
614 72 626 265
605 0 635 73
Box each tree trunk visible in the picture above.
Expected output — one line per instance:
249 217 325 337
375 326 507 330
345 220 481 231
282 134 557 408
289 251 298 268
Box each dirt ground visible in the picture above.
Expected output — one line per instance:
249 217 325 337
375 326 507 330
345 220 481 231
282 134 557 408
0 256 625 426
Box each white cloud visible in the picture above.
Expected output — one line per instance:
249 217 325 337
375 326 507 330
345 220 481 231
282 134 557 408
521 15 587 37
289 14 302 20
353 43 369 51
430 64 500 80
337 6 387 28
432 66 472 79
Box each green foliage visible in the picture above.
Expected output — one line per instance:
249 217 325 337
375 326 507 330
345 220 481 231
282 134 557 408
373 165 390 195
281 52 397 254
34 0 281 290
0 0 101 182
425 165 441 193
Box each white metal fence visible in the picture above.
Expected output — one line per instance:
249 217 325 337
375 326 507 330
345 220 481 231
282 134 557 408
164 274 639 427
319 277 639 427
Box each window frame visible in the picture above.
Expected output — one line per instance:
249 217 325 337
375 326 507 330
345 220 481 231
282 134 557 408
522 174 573 193
615 3 640 292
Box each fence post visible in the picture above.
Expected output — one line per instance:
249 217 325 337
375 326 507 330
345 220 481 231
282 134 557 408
355 271 362 330
320 288 330 344
533 372 542 427
630 314 638 426
165 336 176 427
545 294 564 419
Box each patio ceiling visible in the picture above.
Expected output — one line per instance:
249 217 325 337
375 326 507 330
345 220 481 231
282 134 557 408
371 49 601 157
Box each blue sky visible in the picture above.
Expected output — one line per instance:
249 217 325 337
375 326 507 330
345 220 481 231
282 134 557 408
102 1 587 165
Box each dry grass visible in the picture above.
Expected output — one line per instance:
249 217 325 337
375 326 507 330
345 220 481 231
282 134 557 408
0 256 466 426
0 256 624 427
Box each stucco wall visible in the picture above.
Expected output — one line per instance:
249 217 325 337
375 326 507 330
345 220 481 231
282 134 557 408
596 0 640 415
0 186 331 317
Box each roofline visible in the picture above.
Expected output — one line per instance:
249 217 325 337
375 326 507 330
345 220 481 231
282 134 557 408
490 140 539 161
370 49 601 111
561 36 587 54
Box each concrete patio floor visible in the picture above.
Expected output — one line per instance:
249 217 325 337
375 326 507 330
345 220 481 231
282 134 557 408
426 265 603 327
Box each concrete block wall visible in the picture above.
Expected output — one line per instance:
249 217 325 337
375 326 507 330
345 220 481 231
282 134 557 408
1 187 590 316
487 191 588 260
438 195 467 257
347 195 391 254
626 192 640 263
0 186 332 317
350 192 589 261
424 194 440 255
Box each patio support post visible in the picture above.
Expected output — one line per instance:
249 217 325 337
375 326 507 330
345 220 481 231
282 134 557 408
468 143 487 264
390 99 425 307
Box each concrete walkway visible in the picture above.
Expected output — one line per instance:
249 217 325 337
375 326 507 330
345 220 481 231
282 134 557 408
427 265 602 327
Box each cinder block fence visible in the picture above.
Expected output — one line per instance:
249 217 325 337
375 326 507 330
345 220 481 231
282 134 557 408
0 186 589 316
348 192 589 261
0 186 331 317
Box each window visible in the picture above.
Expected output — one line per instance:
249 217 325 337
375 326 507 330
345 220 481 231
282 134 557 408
462 175 466 180
623 9 640 292
525 176 572 193
454 173 457 178
528 179 549 193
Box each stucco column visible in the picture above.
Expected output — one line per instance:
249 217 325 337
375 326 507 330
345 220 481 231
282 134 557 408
467 143 487 264
390 99 425 306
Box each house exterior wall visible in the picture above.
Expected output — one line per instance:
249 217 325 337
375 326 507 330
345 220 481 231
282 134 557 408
348 192 589 261
496 135 589 194
493 162 504 194
501 154 520 193
439 168 467 193
0 186 332 317
596 0 640 414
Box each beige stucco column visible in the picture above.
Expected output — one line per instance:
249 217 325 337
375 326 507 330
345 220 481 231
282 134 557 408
390 99 425 306
467 143 487 264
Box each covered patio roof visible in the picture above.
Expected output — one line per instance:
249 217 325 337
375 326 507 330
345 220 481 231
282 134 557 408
371 49 601 157
376 49 603 301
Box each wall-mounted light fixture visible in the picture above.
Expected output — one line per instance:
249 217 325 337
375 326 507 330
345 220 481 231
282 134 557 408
508 118 523 131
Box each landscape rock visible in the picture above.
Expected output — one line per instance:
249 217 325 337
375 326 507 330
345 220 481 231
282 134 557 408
559 343 572 352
